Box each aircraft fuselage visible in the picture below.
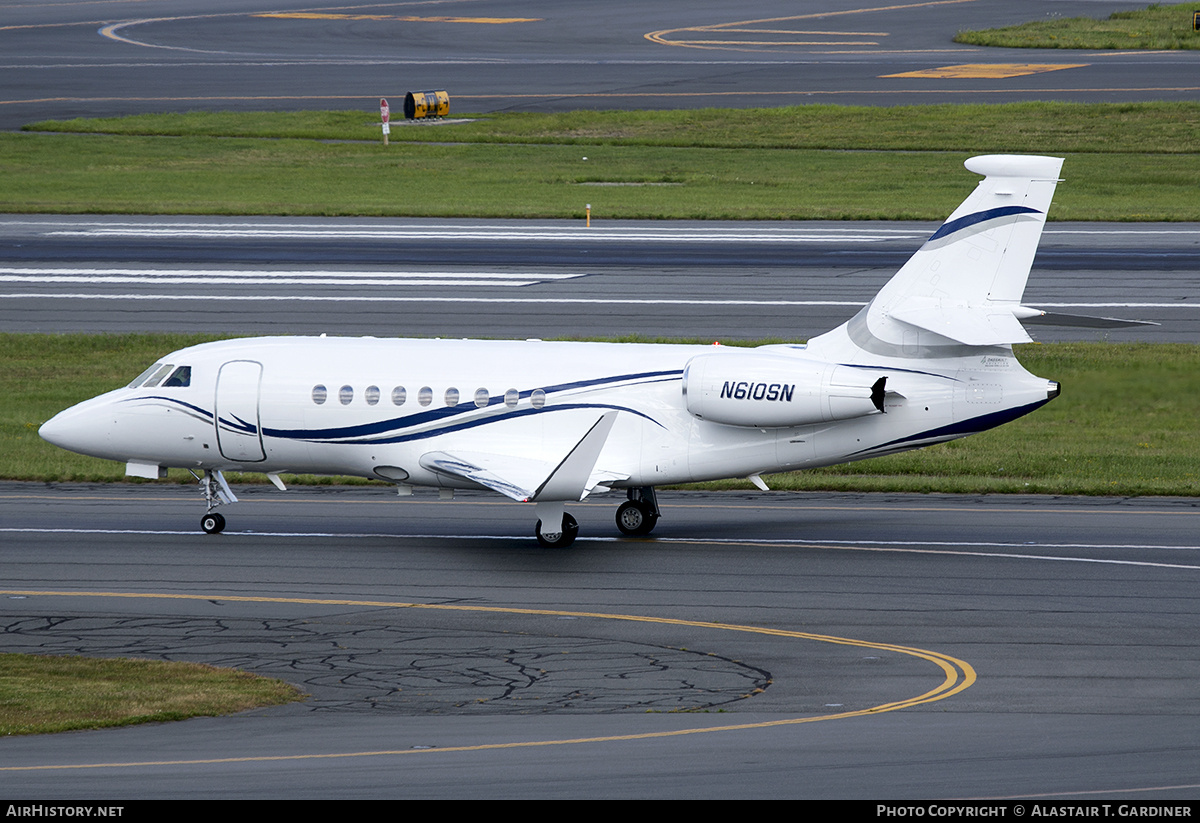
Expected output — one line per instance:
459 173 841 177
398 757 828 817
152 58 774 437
41 335 1056 491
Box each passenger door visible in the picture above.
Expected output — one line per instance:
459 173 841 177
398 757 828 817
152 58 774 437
215 360 266 462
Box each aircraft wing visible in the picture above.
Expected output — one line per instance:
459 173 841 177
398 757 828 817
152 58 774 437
419 411 622 503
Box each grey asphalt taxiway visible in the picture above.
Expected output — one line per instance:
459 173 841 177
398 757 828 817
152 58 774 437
1 214 1194 342
4 0 1200 802
4 0 1200 129
3 484 1200 798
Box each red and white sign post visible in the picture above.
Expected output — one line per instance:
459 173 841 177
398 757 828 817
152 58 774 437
380 98 390 146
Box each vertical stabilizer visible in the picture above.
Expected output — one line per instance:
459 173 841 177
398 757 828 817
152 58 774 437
809 155 1063 361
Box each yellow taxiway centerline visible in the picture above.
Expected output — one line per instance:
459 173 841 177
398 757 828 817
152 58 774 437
0 587 975 771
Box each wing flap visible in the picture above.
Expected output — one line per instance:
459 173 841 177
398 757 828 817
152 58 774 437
419 451 542 501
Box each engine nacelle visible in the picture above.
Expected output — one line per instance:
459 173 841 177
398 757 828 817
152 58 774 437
682 352 886 428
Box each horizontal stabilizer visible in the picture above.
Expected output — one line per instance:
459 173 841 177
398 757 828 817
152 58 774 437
890 302 1033 346
1019 309 1161 330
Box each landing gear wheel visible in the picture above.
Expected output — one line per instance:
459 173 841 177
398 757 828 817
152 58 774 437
616 500 658 536
535 513 578 548
200 512 226 535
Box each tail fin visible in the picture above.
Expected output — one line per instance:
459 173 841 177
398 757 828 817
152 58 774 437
809 155 1064 360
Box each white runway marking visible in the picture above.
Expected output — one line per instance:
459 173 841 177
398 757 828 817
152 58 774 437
0 292 865 306
2 292 1193 310
18 220 1196 242
45 226 919 243
0 268 583 288
6 528 1199 568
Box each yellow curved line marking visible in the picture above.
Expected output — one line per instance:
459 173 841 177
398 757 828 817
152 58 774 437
94 1 492 50
717 29 892 36
884 64 1087 79
10 0 169 7
98 18 214 52
645 0 977 51
255 14 540 23
666 40 882 47
0 588 974 771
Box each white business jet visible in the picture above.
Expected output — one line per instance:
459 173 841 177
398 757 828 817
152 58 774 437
39 155 1146 546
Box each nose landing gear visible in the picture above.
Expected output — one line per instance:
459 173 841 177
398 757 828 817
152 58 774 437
192 469 237 535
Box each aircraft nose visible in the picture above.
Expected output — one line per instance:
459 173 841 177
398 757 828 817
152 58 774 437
39 398 111 456
40 407 84 452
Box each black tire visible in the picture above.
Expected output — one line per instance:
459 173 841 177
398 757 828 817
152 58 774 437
200 512 226 535
535 513 578 548
616 501 658 536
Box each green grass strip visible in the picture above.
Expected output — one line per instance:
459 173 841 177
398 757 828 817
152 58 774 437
25 101 1200 153
11 103 1200 220
7 334 1199 497
955 2 1200 50
0 654 303 735
2 132 1199 220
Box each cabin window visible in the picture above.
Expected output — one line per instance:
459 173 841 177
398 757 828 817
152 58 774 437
365 385 380 406
128 363 163 388
531 389 546 409
391 386 406 406
418 386 433 406
504 388 519 408
141 363 175 389
162 366 191 388
339 385 354 405
444 387 460 407
474 388 489 408
312 385 328 404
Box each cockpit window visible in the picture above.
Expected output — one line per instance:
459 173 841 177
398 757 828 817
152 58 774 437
162 366 191 388
141 363 175 388
128 362 163 388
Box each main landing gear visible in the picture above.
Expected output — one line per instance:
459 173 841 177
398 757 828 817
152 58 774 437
192 469 238 535
615 487 660 537
533 487 661 548
534 512 579 549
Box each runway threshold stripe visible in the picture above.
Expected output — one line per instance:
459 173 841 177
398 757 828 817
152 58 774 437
0 588 973 772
